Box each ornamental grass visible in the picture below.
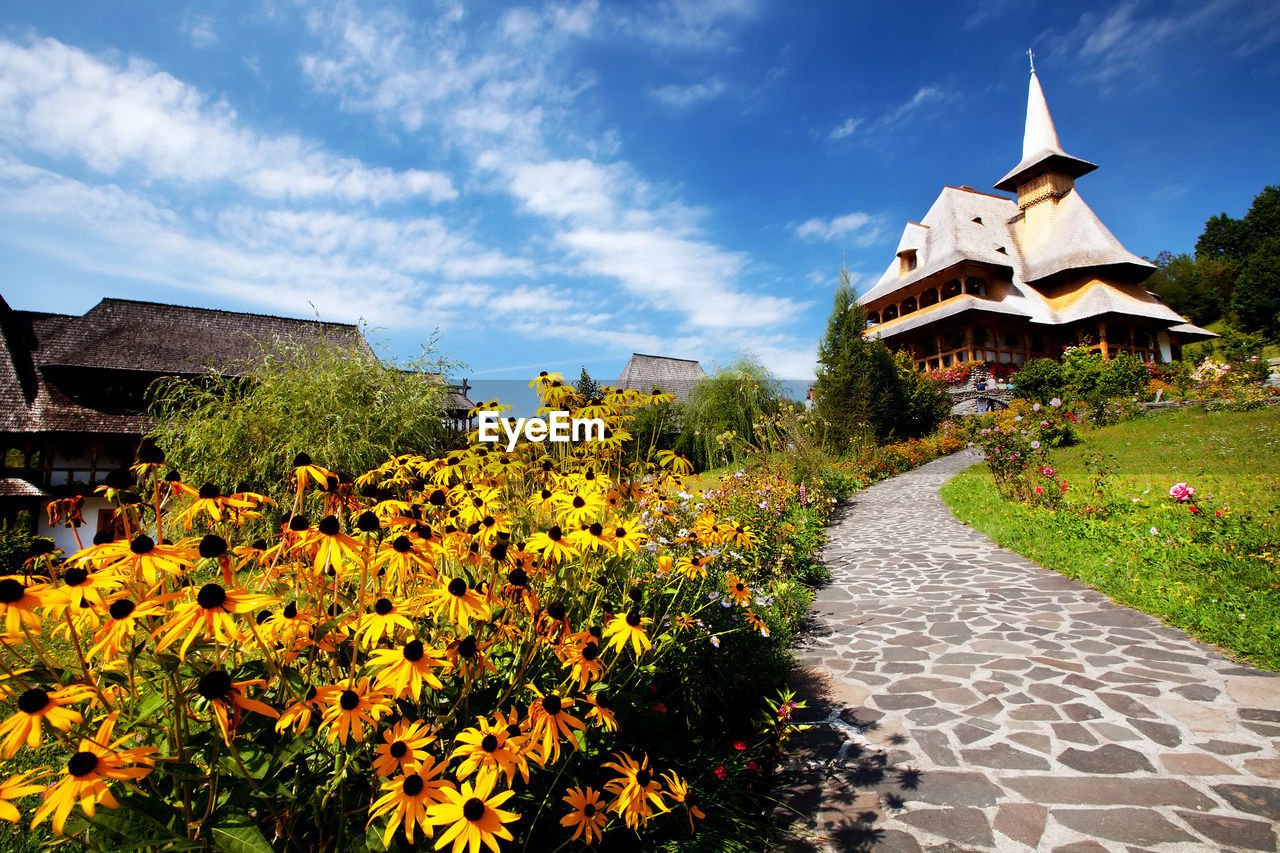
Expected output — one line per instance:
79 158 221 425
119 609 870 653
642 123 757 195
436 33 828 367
0 375 814 851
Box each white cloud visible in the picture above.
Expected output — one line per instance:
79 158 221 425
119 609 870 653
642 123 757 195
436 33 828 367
181 14 218 48
827 117 862 141
0 37 456 204
793 212 883 246
508 159 620 220
611 0 757 50
649 78 727 109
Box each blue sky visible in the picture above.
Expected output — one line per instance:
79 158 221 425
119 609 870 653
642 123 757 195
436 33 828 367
1 1 1277 388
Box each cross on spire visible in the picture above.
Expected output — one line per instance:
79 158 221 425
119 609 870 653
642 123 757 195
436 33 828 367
1027 49 1036 74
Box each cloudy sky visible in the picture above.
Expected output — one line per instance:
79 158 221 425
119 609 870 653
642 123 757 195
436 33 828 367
1 1 1277 385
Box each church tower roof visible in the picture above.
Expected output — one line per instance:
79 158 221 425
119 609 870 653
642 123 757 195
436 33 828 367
993 63 1097 193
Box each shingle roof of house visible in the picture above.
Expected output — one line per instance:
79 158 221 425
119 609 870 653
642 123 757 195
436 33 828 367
0 295 377 435
615 353 707 402
0 477 45 498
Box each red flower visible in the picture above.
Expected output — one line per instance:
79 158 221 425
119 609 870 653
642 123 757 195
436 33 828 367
714 765 726 780
747 760 759 771
1060 482 1069 492
1189 506 1199 514
733 741 746 751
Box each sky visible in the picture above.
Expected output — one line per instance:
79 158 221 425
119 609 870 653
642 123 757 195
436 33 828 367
1 0 1277 394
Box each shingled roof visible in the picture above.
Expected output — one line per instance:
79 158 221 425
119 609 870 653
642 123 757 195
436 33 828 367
0 295 375 435
615 353 707 402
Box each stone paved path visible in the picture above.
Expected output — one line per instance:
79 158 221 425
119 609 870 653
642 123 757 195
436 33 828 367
776 452 1280 852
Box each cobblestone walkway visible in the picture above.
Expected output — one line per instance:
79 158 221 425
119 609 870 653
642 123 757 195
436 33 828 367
776 452 1280 852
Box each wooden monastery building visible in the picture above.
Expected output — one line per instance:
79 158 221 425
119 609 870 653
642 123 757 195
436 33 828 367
860 64 1214 372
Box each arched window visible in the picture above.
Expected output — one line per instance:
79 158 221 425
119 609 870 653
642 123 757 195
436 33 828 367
920 288 939 307
942 279 962 299
965 277 987 296
902 296 918 315
883 304 899 321
866 311 880 326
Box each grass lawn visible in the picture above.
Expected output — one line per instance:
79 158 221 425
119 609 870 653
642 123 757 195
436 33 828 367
941 407 1280 670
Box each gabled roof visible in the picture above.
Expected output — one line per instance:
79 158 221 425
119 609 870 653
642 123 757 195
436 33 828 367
615 353 707 402
994 70 1096 192
861 187 1018 304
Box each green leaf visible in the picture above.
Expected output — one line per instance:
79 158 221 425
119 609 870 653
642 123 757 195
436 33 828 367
210 823 275 853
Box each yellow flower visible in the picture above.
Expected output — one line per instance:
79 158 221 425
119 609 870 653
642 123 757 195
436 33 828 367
367 755 453 847
318 678 391 745
369 640 447 699
0 769 45 823
0 684 95 758
601 751 665 830
426 768 520 853
152 583 275 660
373 719 436 778
560 785 607 844
602 610 652 657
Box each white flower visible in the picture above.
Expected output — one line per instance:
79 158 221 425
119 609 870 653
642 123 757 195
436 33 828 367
1050 398 1062 407
1150 526 1159 535
710 636 721 648
1032 403 1042 412
1030 441 1041 450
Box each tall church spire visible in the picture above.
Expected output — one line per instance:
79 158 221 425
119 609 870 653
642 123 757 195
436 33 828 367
994 63 1097 194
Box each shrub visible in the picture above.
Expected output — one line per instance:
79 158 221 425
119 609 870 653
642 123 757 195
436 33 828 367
681 355 786 470
1011 358 1065 404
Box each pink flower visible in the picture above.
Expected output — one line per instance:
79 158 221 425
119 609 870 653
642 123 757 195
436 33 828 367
733 741 746 751
1034 486 1044 495
1060 482 1069 492
714 765 727 780
1189 506 1199 514
1169 482 1195 502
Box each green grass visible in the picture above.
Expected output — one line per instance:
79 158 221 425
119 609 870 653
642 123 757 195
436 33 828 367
941 407 1280 670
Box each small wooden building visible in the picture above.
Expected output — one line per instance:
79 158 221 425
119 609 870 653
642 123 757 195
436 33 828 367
615 353 707 402
860 66 1215 371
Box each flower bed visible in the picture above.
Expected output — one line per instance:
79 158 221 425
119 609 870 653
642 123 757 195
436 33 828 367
0 378 819 851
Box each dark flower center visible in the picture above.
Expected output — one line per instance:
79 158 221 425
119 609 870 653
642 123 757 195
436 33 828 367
198 483 220 500
374 598 393 616
429 490 447 506
318 515 341 535
389 741 408 759
198 670 232 700
637 769 652 787
92 530 114 545
507 567 527 587
572 496 585 509
356 511 380 532
584 803 597 817
255 610 272 624
589 522 603 536
67 751 99 778
736 583 745 591
548 526 563 541
481 734 498 753
105 469 135 489
615 527 628 538
129 535 155 555
109 599 136 620
490 542 509 562
542 694 562 715
339 690 360 711
403 640 425 662
292 452 312 468
582 642 599 661
507 724 521 738
17 688 49 714
289 515 310 531
197 583 227 610
595 692 611 709
463 798 485 822
626 610 642 627
458 636 478 659
448 578 468 597
199 535 228 559
392 535 413 553
283 601 298 619
546 601 566 620
540 489 552 499
29 539 55 556
63 567 88 586
137 441 165 465
250 538 267 551
304 685 317 701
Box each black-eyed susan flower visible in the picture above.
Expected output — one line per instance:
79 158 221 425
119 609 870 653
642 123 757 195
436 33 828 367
0 576 48 635
369 639 446 699
730 523 755 549
171 482 268 531
675 554 709 580
373 719 435 778
582 692 617 732
83 535 194 585
655 450 694 476
555 492 603 528
290 453 335 501
527 689 585 764
153 583 275 660
0 684 94 757
449 719 517 783
51 566 119 610
367 755 453 846
30 713 157 836
194 670 279 745
560 785 607 845
274 685 322 736
602 609 652 657
602 751 664 830
445 635 498 680
304 515 364 574
422 578 490 630
355 596 416 648
562 639 604 691
0 769 45 823
525 526 577 564
371 535 437 588
85 595 171 661
318 678 390 745
724 573 753 607
426 767 519 853
611 518 644 556
567 522 611 553
660 770 705 832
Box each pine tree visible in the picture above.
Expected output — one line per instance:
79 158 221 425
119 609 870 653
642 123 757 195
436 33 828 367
575 366 601 400
814 267 892 447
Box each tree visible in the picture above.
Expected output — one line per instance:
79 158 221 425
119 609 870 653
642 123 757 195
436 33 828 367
147 330 459 503
575 366 601 400
1231 237 1280 337
1144 251 1220 326
680 355 785 470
